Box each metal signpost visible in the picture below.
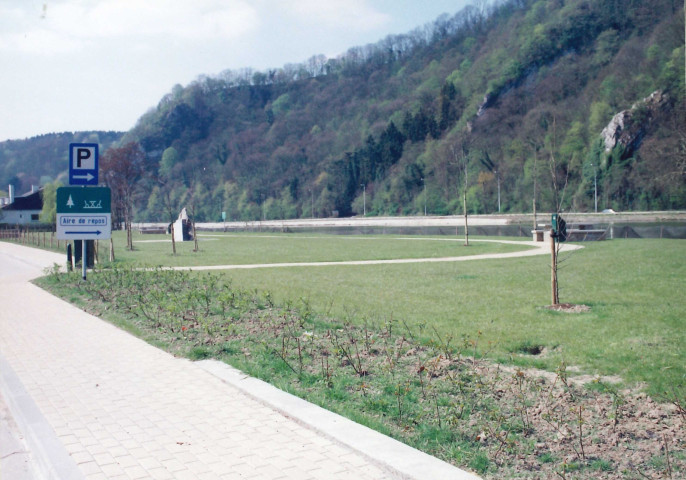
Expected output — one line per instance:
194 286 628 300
59 143 107 280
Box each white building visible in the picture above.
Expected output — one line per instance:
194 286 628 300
0 186 44 225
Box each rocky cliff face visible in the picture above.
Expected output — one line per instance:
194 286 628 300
601 90 669 155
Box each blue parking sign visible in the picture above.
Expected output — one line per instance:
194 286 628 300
69 143 99 185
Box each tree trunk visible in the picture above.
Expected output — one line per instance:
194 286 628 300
463 182 469 246
170 222 177 255
532 149 537 231
192 219 198 252
126 218 133 251
550 231 559 305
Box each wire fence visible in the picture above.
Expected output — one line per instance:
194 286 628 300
3 222 685 244
195 223 686 240
0 226 63 249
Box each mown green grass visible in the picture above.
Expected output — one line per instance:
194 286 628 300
106 231 528 266
211 237 685 395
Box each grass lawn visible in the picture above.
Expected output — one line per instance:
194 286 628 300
106 231 529 266
96 231 685 395
217 238 685 395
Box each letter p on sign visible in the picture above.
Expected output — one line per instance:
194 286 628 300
72 144 96 169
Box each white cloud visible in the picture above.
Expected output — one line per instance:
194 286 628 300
0 0 473 140
284 0 390 31
0 0 260 54
0 29 81 54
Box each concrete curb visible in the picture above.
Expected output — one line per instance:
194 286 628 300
197 359 482 480
0 352 85 480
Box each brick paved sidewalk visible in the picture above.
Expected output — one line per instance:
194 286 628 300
0 243 478 480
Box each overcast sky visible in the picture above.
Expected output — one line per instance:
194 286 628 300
0 0 473 142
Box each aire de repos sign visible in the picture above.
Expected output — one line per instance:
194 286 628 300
56 187 112 240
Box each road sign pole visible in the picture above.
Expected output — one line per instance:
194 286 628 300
82 240 87 280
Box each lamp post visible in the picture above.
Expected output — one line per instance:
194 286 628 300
261 194 265 222
360 184 366 216
594 166 598 213
591 163 597 213
422 177 426 216
310 189 314 218
495 170 501 213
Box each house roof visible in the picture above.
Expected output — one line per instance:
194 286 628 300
1 189 43 211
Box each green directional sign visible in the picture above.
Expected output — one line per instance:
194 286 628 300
56 187 112 240
57 186 111 214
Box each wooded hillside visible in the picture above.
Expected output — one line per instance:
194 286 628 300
4 0 684 221
0 131 123 197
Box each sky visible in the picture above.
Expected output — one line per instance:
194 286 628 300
0 0 473 142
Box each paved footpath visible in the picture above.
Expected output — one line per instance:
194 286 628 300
0 242 479 480
151 238 581 273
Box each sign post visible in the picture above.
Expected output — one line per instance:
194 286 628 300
63 143 104 280
83 239 87 281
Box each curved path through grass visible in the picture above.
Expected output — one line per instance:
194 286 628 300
162 238 583 271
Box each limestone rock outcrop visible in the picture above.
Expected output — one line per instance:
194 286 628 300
601 90 668 155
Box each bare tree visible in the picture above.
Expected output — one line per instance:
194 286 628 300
451 138 471 246
156 148 183 255
101 142 146 251
532 145 539 231
547 121 571 306
157 184 178 256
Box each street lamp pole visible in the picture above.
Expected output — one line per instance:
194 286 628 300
361 184 366 216
594 167 598 213
422 177 427 216
310 189 314 218
261 194 265 222
496 170 501 213
591 164 597 213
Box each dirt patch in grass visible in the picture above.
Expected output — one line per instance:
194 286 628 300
545 303 592 313
499 363 623 387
